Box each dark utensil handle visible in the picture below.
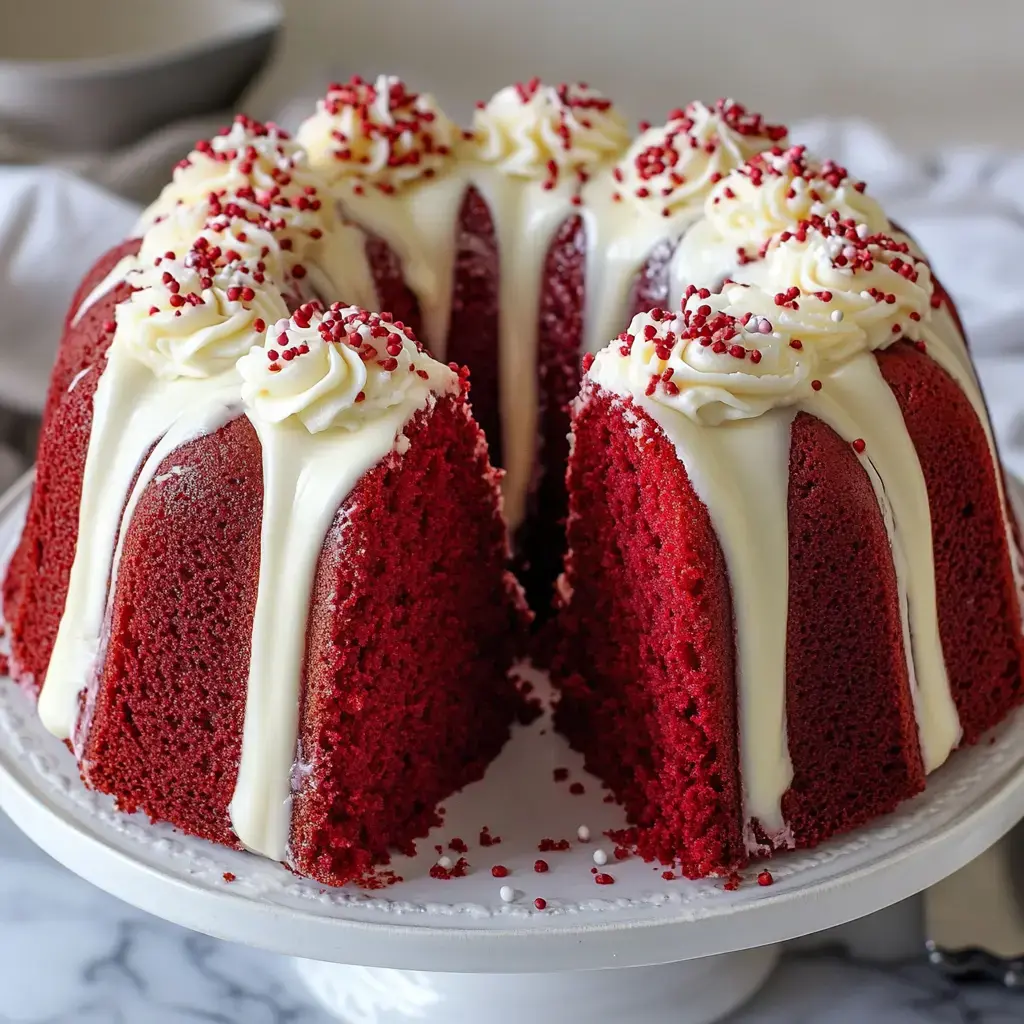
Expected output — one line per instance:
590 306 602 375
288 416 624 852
926 940 1024 988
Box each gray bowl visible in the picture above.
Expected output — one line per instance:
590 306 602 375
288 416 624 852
0 0 282 152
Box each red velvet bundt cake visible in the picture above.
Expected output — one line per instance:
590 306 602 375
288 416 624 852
4 76 1022 886
553 195 1024 875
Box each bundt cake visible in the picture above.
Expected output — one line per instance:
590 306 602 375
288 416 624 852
552 204 1024 875
3 74 1022 886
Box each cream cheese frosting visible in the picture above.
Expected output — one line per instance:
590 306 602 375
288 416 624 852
471 79 629 186
297 75 461 192
613 100 788 219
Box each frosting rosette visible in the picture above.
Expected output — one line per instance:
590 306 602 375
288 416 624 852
137 116 331 268
703 146 889 256
736 216 934 352
117 241 289 380
297 75 460 192
587 294 818 425
472 79 629 185
614 100 788 218
238 303 457 433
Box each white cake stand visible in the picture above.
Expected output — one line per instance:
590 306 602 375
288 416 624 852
2 470 1024 1024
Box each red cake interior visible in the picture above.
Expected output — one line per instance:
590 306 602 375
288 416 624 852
289 394 525 886
553 387 743 877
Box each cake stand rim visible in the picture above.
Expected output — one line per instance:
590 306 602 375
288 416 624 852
1 468 1024 974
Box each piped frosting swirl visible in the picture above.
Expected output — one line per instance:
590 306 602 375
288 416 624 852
238 302 457 433
118 239 289 380
472 79 629 186
613 100 788 218
587 296 817 425
297 76 461 192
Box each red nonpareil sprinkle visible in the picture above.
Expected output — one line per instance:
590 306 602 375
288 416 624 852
757 870 774 887
102 319 116 333
222 872 236 883
811 379 822 391
449 837 469 854
354 391 366 403
594 873 615 885
534 859 549 873
253 318 266 333
569 782 585 796
852 438 866 454
662 871 676 881
534 898 547 910
292 263 308 279
553 767 570 782
491 865 509 878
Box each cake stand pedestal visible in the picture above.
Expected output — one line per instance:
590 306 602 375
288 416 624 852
2 473 1024 1023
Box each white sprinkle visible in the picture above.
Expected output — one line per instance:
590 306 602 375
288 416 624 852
499 885 516 903
577 825 591 843
593 848 609 866
831 309 844 322
437 855 453 870
856 223 869 239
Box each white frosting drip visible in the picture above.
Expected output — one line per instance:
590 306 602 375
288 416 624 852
229 304 458 859
297 75 460 191
70 255 139 327
37 344 240 738
471 80 628 182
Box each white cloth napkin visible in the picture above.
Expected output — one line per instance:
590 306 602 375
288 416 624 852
1 118 1022 475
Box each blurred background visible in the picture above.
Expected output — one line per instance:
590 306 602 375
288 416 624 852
261 0 1024 150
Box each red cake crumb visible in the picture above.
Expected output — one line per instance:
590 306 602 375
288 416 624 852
538 838 571 852
552 387 743 878
479 827 501 847
662 871 676 881
723 874 742 892
222 872 236 883
569 782 585 796
553 768 569 782
534 859 549 873
430 857 470 880
594 873 615 885
449 837 469 854
491 865 509 878
757 870 774 887
613 846 630 861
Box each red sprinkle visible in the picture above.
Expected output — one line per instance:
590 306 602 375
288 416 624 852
534 898 547 910
569 782 585 796
491 865 509 878
811 379 822 391
534 859 549 873
757 870 774 887
553 768 570 782
661 871 675 881
449 837 469 854
595 873 615 885
222 872 236 883
852 438 866 454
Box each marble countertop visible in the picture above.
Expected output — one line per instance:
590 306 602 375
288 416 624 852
0 811 1020 1023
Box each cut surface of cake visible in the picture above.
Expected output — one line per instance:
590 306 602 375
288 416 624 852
553 206 1024 874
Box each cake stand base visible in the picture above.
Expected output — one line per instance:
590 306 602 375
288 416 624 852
294 945 780 1024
